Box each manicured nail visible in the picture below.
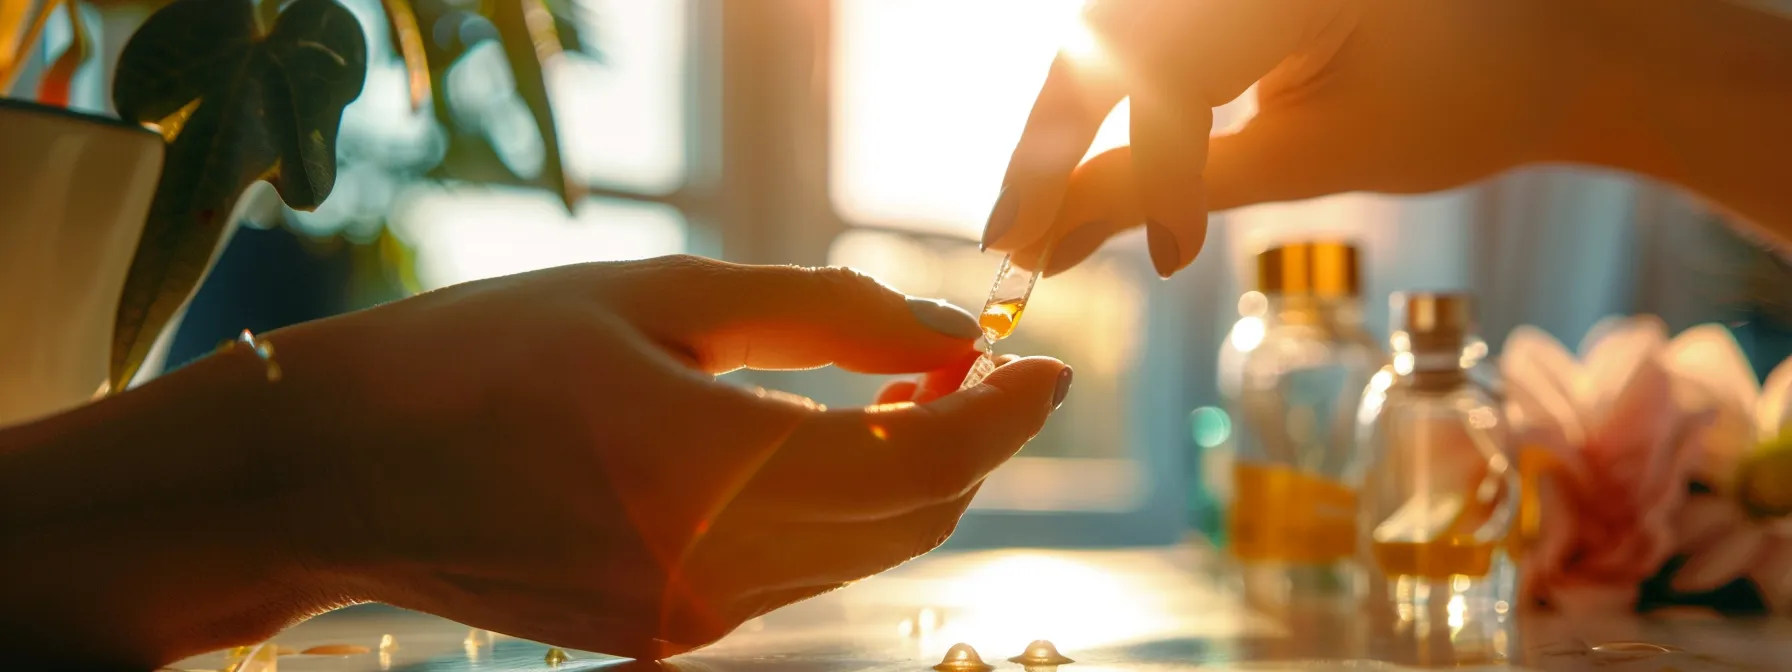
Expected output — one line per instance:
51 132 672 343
1042 221 1112 277
979 187 1019 251
906 297 985 340
1052 367 1074 409
1146 220 1180 279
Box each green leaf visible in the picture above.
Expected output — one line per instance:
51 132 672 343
490 0 582 212
107 0 366 390
111 0 257 125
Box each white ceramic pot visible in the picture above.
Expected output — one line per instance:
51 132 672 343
0 99 163 428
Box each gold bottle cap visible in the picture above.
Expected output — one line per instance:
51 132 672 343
1392 292 1475 338
1255 241 1361 297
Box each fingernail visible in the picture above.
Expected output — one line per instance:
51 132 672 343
1146 219 1180 279
907 297 985 340
1042 221 1112 277
979 187 1019 251
1052 367 1074 410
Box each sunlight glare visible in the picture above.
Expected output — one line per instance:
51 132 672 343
832 0 1128 239
1057 12 1104 65
924 552 1173 655
389 185 685 290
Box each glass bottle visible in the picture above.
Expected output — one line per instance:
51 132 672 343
1215 241 1385 607
1354 292 1519 627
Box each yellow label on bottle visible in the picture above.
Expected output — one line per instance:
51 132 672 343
1509 445 1561 561
1227 462 1358 564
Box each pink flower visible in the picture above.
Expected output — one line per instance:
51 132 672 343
1500 317 1711 614
1659 324 1792 608
1671 494 1792 607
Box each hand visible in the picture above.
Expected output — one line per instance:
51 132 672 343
269 255 1072 660
983 0 1584 277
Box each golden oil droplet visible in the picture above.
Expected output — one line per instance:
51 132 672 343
300 644 370 656
1008 639 1073 666
545 647 569 667
1591 641 1678 655
934 643 994 672
979 297 1026 341
975 253 1044 344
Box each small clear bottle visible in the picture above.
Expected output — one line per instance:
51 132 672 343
1354 292 1519 629
1215 241 1385 608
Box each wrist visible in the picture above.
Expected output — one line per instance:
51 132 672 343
0 341 345 667
1551 0 1792 177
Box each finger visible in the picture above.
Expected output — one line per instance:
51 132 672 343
1114 0 1337 275
981 49 1127 253
739 482 987 596
599 256 985 375
751 357 1072 521
915 353 1023 403
1207 105 1383 211
1132 94 1210 277
1009 147 1142 277
876 379 920 406
910 351 1007 404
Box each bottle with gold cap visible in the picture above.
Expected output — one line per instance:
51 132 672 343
1354 291 1519 623
1215 241 1384 605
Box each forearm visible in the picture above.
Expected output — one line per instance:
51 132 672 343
1560 0 1792 248
0 346 332 669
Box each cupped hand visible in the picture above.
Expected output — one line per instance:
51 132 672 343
984 0 1586 277
272 255 1071 659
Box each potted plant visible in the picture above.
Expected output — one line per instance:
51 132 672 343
0 0 590 419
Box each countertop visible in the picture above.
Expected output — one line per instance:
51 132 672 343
167 546 1792 672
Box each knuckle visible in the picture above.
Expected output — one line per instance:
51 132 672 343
619 253 727 287
807 265 894 301
652 253 723 272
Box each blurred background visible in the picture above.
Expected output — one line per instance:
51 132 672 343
10 0 1792 550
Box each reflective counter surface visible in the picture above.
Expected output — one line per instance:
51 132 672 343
168 546 1792 672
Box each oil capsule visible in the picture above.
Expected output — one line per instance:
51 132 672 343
960 250 1046 390
933 643 995 672
1008 639 1074 666
976 253 1044 343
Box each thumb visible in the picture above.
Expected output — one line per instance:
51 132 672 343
757 356 1073 520
595 256 987 375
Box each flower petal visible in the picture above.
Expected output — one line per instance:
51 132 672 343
1760 355 1792 441
1549 581 1640 615
1673 525 1766 594
1579 315 1668 419
1748 538 1792 613
1503 326 1588 436
1587 352 1683 500
1676 495 1747 553
1664 323 1762 484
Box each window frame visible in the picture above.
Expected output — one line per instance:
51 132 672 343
705 0 1220 548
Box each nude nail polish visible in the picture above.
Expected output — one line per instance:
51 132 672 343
907 297 985 340
1052 367 1074 409
1146 220 1180 279
979 187 1019 251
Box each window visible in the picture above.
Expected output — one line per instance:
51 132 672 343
828 0 1179 534
830 0 1128 239
324 0 695 291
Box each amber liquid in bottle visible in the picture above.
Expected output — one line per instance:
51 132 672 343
1357 292 1518 655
